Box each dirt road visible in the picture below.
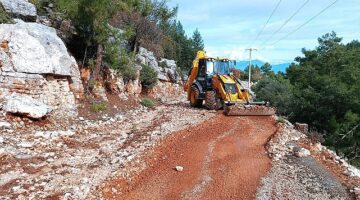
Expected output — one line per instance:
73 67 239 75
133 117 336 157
101 114 277 200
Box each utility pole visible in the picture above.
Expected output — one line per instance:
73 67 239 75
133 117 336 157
245 48 257 89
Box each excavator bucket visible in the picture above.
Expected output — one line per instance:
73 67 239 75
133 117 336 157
224 104 276 116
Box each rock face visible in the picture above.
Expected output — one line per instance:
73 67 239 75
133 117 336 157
148 81 185 103
295 123 309 133
0 0 37 21
137 47 181 83
0 20 83 117
86 47 185 102
0 20 81 82
136 47 185 102
3 94 52 118
83 68 142 101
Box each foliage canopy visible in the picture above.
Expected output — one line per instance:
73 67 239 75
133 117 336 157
253 32 360 166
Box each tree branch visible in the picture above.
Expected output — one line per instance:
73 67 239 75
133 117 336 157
341 123 360 140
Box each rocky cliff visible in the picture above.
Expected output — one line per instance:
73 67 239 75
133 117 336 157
0 0 185 119
87 46 185 103
0 19 83 118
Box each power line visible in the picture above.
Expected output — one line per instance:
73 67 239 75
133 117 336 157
271 0 339 46
245 48 257 89
249 0 282 47
256 50 271 64
261 0 310 47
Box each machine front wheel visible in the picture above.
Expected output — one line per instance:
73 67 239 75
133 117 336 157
190 86 203 107
205 90 222 110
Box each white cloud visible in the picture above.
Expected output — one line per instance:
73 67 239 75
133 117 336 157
170 0 360 62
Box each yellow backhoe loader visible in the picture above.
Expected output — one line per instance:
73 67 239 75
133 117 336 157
184 51 276 116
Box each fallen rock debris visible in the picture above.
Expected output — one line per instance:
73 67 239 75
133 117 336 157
175 166 184 172
3 94 52 119
0 103 214 199
256 116 360 200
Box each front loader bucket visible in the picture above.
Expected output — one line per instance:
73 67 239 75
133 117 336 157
224 104 276 116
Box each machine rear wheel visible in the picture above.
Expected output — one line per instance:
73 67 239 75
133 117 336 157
190 86 203 107
205 90 221 110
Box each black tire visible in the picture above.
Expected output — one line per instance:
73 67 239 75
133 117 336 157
205 90 221 110
190 85 203 107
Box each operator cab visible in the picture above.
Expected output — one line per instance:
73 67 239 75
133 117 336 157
196 58 215 89
196 58 236 91
215 59 231 75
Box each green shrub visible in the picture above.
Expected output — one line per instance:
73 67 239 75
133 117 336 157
276 116 286 124
55 0 79 18
140 98 155 108
29 0 51 15
0 6 12 23
105 43 137 81
140 64 158 89
90 102 107 112
252 77 294 116
87 58 95 69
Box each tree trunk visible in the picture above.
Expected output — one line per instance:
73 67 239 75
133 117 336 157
93 44 104 81
86 44 103 94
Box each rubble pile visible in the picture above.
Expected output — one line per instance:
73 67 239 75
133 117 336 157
266 118 306 160
257 117 360 200
0 103 215 199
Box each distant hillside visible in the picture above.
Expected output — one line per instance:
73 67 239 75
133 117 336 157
235 59 291 73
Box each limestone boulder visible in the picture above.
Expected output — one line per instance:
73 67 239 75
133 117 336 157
0 20 82 117
0 20 78 76
0 19 83 95
0 0 37 21
0 121 11 129
159 58 180 83
3 94 52 119
294 147 311 158
136 47 180 83
148 81 185 103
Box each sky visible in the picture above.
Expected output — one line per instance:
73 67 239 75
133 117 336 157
168 0 360 64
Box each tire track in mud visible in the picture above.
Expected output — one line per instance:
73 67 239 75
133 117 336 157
180 129 237 200
100 114 277 200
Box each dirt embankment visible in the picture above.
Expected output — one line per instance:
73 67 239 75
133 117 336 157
100 115 277 199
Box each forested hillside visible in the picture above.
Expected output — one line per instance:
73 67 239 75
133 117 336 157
254 32 360 166
30 0 203 84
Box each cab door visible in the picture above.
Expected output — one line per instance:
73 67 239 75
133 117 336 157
196 59 207 90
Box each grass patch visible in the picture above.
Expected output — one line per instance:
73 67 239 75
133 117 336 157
140 98 155 108
276 116 286 123
90 102 107 112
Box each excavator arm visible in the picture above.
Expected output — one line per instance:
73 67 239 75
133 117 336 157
184 51 206 100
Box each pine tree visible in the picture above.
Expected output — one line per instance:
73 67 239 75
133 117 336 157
192 28 204 51
260 62 272 76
